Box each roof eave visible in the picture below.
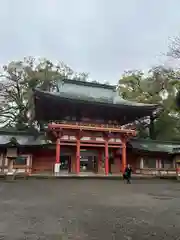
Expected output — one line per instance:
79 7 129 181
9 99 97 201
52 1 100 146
34 88 159 110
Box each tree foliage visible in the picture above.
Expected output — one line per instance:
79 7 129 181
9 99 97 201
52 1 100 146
167 36 180 59
0 57 89 130
1 34 180 142
118 66 180 140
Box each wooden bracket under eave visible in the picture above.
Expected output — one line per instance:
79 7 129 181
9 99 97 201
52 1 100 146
57 129 63 139
102 132 110 141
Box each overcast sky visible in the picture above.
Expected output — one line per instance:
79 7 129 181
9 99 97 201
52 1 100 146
0 0 180 83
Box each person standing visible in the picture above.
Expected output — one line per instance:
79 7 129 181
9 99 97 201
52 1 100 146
123 164 132 184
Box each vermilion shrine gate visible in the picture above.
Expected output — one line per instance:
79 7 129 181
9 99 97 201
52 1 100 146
33 79 159 175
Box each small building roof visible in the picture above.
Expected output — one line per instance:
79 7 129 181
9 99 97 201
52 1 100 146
0 130 50 147
0 129 34 146
0 130 179 155
129 139 180 154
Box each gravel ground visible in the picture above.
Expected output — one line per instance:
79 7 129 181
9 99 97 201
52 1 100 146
0 179 180 239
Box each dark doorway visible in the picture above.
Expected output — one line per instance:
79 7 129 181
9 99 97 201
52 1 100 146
93 156 98 173
80 156 98 172
109 156 114 174
60 156 71 172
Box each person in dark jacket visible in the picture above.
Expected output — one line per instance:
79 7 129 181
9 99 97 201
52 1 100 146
123 164 132 184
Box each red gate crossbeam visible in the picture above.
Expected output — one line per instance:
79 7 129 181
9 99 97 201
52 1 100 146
48 123 136 136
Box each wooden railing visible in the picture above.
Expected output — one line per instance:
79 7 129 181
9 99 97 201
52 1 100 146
49 123 136 135
50 121 122 129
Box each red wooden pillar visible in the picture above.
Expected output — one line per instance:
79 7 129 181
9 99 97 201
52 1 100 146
104 139 109 175
76 135 80 174
121 137 127 173
55 138 60 164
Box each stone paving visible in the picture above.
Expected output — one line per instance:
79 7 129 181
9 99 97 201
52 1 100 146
0 179 180 239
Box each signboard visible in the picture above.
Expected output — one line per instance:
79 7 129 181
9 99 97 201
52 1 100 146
54 163 60 173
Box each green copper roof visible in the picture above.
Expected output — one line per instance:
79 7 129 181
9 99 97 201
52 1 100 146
56 79 158 107
57 79 116 104
60 79 116 90
129 139 180 154
33 79 161 124
35 88 159 108
33 87 160 124
0 130 50 146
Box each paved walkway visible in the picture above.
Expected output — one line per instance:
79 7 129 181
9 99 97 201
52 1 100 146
0 179 180 239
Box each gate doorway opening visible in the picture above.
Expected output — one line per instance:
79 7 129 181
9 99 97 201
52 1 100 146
60 155 71 173
80 149 98 173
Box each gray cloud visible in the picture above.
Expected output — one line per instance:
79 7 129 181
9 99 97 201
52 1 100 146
0 0 180 83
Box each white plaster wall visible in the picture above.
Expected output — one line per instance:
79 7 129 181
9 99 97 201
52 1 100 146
60 135 121 143
69 136 76 140
81 137 91 140
61 135 69 140
96 137 104 141
109 138 121 143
